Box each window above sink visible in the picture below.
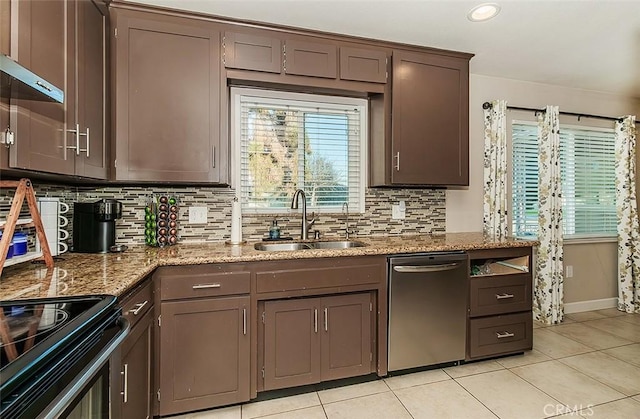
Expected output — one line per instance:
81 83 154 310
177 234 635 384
231 88 367 215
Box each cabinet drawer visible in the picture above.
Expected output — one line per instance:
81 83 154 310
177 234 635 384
256 260 382 294
468 312 532 359
469 273 531 317
155 265 250 300
120 280 153 329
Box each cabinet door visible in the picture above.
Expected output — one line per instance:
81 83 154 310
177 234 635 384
9 0 73 175
119 306 153 419
263 298 321 390
72 0 107 178
113 10 223 182
321 293 372 381
159 296 250 416
391 50 469 186
223 31 281 73
340 47 387 83
284 39 337 78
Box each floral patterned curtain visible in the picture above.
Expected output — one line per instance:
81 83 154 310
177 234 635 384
534 106 564 324
615 115 640 313
483 100 509 239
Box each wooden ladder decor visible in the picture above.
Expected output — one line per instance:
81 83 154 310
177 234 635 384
0 178 54 276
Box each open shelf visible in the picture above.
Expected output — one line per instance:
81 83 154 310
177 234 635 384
470 256 530 277
3 251 44 267
0 218 34 230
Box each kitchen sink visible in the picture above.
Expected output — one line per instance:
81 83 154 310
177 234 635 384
254 240 366 252
312 240 366 249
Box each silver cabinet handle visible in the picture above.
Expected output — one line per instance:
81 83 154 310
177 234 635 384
495 293 515 300
242 308 247 335
75 124 81 155
129 300 148 316
78 127 89 157
314 308 318 333
394 151 400 171
192 283 221 289
66 123 81 157
393 263 461 273
324 307 328 332
120 363 128 403
496 331 515 339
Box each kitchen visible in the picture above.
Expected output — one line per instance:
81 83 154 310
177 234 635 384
1 1 640 418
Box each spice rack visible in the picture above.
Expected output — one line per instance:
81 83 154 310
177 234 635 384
0 179 54 276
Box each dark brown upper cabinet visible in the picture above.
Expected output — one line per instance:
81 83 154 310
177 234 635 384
5 0 108 179
7 0 71 175
340 47 388 83
223 31 282 73
284 39 337 79
221 27 388 88
69 0 108 179
371 49 471 187
391 50 469 186
111 7 226 183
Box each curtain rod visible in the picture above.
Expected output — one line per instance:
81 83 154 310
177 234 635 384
481 102 639 124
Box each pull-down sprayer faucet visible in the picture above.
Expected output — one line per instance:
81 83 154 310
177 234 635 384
291 189 316 240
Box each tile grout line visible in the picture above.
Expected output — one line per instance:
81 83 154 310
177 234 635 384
449 376 501 419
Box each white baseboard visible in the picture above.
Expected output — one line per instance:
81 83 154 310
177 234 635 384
564 297 618 314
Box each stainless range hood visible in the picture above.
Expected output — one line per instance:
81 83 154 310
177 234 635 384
0 54 64 103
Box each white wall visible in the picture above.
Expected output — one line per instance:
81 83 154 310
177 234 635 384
446 74 640 233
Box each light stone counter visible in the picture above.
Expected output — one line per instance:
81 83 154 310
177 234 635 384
0 232 535 301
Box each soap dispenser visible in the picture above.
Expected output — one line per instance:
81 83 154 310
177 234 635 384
269 219 281 239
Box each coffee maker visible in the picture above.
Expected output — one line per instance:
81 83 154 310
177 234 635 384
73 199 123 253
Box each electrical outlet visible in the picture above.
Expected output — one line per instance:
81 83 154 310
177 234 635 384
566 265 574 278
392 204 405 220
188 206 208 224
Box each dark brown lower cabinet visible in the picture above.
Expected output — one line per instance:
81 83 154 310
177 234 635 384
263 293 372 391
159 296 250 416
119 308 153 419
113 278 154 419
467 247 534 360
468 312 533 359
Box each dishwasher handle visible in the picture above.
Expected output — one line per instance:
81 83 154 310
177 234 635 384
393 262 462 273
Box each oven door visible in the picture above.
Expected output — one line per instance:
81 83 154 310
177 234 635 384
38 316 129 419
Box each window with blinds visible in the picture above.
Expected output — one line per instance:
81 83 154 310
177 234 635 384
511 122 616 239
231 88 367 213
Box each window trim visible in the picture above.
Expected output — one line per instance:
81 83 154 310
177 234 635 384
230 87 368 214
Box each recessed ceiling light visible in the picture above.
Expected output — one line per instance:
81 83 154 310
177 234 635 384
467 3 501 22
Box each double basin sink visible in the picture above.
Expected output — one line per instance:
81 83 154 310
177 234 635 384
254 240 366 252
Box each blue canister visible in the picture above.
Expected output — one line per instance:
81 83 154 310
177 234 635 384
0 232 14 259
12 232 28 256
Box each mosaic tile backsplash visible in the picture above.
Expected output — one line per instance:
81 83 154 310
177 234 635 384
1 182 445 248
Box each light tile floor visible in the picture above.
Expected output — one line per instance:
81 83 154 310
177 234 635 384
173 309 640 419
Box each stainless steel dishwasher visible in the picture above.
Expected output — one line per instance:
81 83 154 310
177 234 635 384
388 252 468 371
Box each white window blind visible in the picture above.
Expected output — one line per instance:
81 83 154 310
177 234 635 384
232 88 367 213
511 122 616 239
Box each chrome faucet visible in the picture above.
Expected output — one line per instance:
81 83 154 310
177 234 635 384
342 202 356 239
291 189 316 240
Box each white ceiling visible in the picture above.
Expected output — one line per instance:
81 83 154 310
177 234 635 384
127 0 640 99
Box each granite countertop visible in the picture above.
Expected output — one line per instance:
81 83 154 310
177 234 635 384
0 232 535 301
